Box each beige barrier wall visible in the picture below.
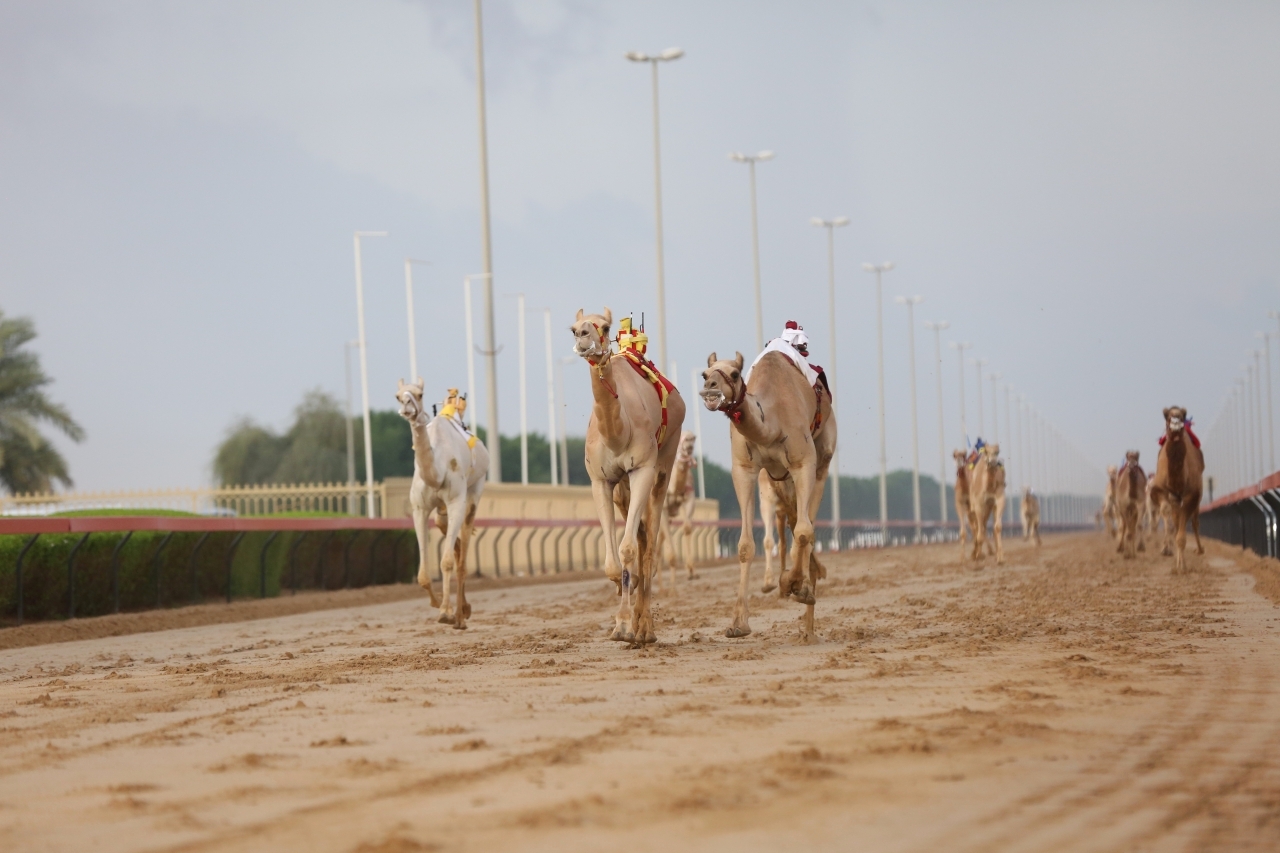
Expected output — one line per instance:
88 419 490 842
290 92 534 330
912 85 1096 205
381 479 719 577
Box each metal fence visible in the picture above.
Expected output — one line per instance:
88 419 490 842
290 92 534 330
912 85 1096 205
0 482 383 518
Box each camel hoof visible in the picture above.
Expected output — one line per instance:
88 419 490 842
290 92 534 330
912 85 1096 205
637 630 656 645
725 625 752 639
452 622 467 631
761 582 777 594
790 587 816 606
608 626 628 642
1196 546 1205 555
438 612 456 625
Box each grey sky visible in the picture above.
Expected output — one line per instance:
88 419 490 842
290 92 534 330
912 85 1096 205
3 1 1278 493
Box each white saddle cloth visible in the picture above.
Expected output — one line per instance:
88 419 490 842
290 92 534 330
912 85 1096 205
746 339 820 387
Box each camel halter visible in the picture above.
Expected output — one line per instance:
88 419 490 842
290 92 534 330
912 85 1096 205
710 369 747 424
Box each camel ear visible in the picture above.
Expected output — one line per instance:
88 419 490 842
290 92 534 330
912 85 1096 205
1162 407 1171 420
414 376 423 388
397 378 405 391
575 308 584 322
706 352 718 368
733 351 744 370
602 306 612 325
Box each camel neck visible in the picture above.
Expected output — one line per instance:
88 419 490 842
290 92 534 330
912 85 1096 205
727 387 780 445
1165 434 1187 493
410 416 440 487
587 357 630 446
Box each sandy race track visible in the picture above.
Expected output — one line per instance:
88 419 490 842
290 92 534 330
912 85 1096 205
3 531 1280 852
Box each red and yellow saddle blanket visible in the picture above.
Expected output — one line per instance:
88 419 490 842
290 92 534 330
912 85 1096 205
614 317 675 445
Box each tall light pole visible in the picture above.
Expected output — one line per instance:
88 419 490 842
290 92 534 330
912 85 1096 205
352 230 386 518
344 339 358 514
972 358 988 439
989 372 1001 444
403 259 430 381
556 356 575 487
463 275 489 432
625 47 684 372
863 262 895 528
1262 330 1276 472
813 216 849 544
950 341 971 446
473 0 500 483
731 150 775 352
1245 364 1256 481
896 295 924 541
1254 354 1266 478
924 321 950 524
514 294 528 484
543 309 559 486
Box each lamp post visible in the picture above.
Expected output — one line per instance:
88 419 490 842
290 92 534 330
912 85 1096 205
972 358 988 439
924 321 950 524
730 149 775 352
463 275 491 433
862 262 895 529
556 356 575 486
344 339 359 515
1245 364 1256 481
950 341 971 446
896 296 924 542
1260 330 1276 472
472 0 500 483
543 309 559 486
989 372 1001 445
813 216 849 546
625 46 684 372
403 259 430 381
513 293 528 484
352 230 386 518
1254 355 1266 479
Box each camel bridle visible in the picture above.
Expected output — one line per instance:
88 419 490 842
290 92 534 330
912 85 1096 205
707 368 746 424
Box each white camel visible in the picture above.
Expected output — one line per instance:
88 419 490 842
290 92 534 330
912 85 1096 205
659 430 699 590
396 381 489 629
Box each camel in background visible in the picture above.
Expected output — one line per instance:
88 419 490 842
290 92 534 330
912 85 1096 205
659 430 699 589
1103 466 1119 539
1143 473 1162 537
396 381 489 629
701 350 835 642
969 443 1007 564
1021 487 1041 546
572 308 686 645
1150 406 1205 572
1114 450 1147 558
953 449 981 561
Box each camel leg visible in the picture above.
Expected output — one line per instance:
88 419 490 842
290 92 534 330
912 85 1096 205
993 494 1005 565
1192 509 1204 555
800 466 829 642
1137 506 1147 552
414 507 441 608
760 477 779 593
957 504 969 562
437 504 464 623
591 479 630 641
630 474 666 646
680 505 694 580
1173 505 1188 573
655 510 669 598
617 466 658 645
1160 503 1174 556
727 465 759 638
972 504 987 563
450 502 476 629
781 464 818 609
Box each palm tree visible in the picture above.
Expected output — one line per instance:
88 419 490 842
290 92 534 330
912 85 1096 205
0 311 85 494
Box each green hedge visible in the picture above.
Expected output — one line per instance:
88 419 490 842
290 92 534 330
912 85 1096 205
0 528 420 625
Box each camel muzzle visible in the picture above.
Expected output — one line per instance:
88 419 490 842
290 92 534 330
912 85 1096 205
700 389 725 410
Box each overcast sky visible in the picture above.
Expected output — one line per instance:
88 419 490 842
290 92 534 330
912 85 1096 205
3 0 1278 494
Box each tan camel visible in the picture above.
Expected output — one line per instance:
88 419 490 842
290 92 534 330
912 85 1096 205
572 309 686 645
758 470 785 593
953 449 981 561
701 350 835 642
969 443 1007 564
1150 406 1205 572
1021 487 1041 546
1114 450 1147 559
395 381 489 629
1102 466 1119 539
659 430 699 589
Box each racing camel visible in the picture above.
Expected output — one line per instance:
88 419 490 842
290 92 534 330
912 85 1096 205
1021 486 1041 546
1149 406 1205 572
1103 466 1119 539
953 449 982 561
396 381 489 629
1113 450 1147 559
659 430 699 589
572 309 686 645
969 443 1007 565
700 348 836 642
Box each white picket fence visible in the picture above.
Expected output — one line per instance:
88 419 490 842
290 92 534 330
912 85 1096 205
0 482 383 518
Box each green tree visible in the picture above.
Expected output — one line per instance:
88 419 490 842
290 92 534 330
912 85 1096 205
0 311 85 494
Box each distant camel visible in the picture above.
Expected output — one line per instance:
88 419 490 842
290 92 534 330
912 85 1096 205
1149 406 1204 572
969 443 1007 565
953 449 983 561
1021 487 1041 546
395 381 489 629
659 430 699 589
1114 450 1146 559
1103 466 1119 539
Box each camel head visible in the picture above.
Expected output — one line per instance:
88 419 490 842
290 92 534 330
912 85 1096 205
952 449 967 467
1125 450 1140 466
395 377 426 423
983 442 1001 462
700 351 746 413
1023 485 1034 499
1163 406 1188 439
570 307 613 362
677 430 697 461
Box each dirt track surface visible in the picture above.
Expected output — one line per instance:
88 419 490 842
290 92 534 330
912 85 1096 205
3 532 1280 852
